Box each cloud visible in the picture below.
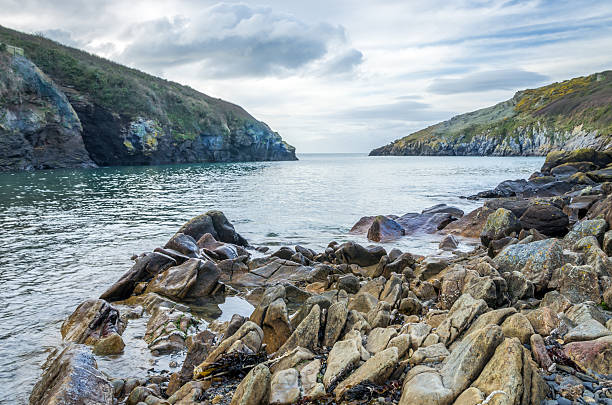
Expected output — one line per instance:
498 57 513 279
38 28 87 47
117 3 362 77
427 69 549 94
336 100 453 122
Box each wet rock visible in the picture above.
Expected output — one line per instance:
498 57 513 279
397 209 459 234
409 343 449 366
366 215 405 242
349 216 377 234
335 242 386 267
439 234 459 250
334 346 398 400
197 321 263 371
493 238 564 290
29 344 113 405
144 306 197 354
519 202 569 236
180 211 248 246
167 330 215 396
437 294 488 345
480 208 522 247
165 233 200 258
233 258 315 287
100 252 176 301
323 301 348 347
61 299 125 355
501 312 534 344
144 259 199 300
472 337 548 405
291 295 331 328
277 304 320 355
269 368 300 404
271 247 295 261
423 204 464 218
229 364 271 405
250 285 286 326
323 338 361 388
444 206 495 238
168 381 206 405
564 335 612 375
415 255 450 280
262 298 292 354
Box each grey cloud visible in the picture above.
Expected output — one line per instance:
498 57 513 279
118 3 362 77
337 100 453 122
39 29 86 47
322 48 364 74
427 69 548 94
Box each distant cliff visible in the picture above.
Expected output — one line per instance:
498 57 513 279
0 25 296 171
370 71 612 157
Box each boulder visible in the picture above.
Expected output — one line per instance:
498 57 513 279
334 346 398 400
587 194 612 229
269 368 300 404
196 321 263 372
164 233 200 257
439 234 459 250
179 210 248 246
323 338 361 388
409 343 449 366
61 299 125 355
100 252 176 301
500 313 534 344
277 305 320 355
365 327 397 354
230 364 271 405
603 230 612 256
588 167 612 182
271 247 295 260
558 264 601 303
472 338 548 405
337 274 360 294
144 306 197 354
323 301 348 347
437 294 488 345
541 149 612 174
422 204 464 218
397 211 458 234
262 298 292 354
480 208 522 247
335 242 386 267
349 216 376 234
525 307 559 337
530 334 553 369
300 359 321 395
269 347 315 374
29 344 113 405
167 330 216 396
444 207 495 238
493 238 563 290
399 366 452 405
564 335 612 375
519 203 569 236
564 218 608 246
366 215 405 242
564 319 611 343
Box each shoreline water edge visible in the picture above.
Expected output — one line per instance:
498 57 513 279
30 148 612 405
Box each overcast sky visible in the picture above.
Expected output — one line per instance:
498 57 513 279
2 0 612 152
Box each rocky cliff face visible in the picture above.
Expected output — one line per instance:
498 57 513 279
371 71 612 156
0 53 95 171
0 25 297 171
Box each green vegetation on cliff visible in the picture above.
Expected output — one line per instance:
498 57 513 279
371 71 612 156
0 25 266 141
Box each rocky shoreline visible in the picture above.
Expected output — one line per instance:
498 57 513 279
30 148 612 405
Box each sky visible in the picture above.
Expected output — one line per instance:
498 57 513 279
1 0 612 153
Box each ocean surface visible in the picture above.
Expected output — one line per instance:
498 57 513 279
0 153 543 403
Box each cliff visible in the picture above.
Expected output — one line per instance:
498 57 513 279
0 26 296 171
370 71 612 156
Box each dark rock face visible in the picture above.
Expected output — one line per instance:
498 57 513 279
519 203 569 236
29 344 114 405
335 242 386 267
178 211 248 246
367 216 405 242
0 55 95 171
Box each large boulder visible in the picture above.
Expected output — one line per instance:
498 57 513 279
444 207 495 238
587 194 612 229
564 335 612 375
472 338 548 405
558 264 601 303
323 338 361 388
564 218 608 246
335 242 386 267
178 210 248 246
100 252 176 301
493 238 563 290
262 298 292 354
61 299 125 355
167 330 216 396
397 211 459 234
144 306 198 354
230 364 271 405
269 368 300 404
541 149 612 174
29 344 113 405
519 202 569 236
437 294 488 345
480 208 522 247
367 215 405 242
277 305 320 355
145 258 221 301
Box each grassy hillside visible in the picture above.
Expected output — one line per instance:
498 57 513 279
372 70 612 155
0 25 263 141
